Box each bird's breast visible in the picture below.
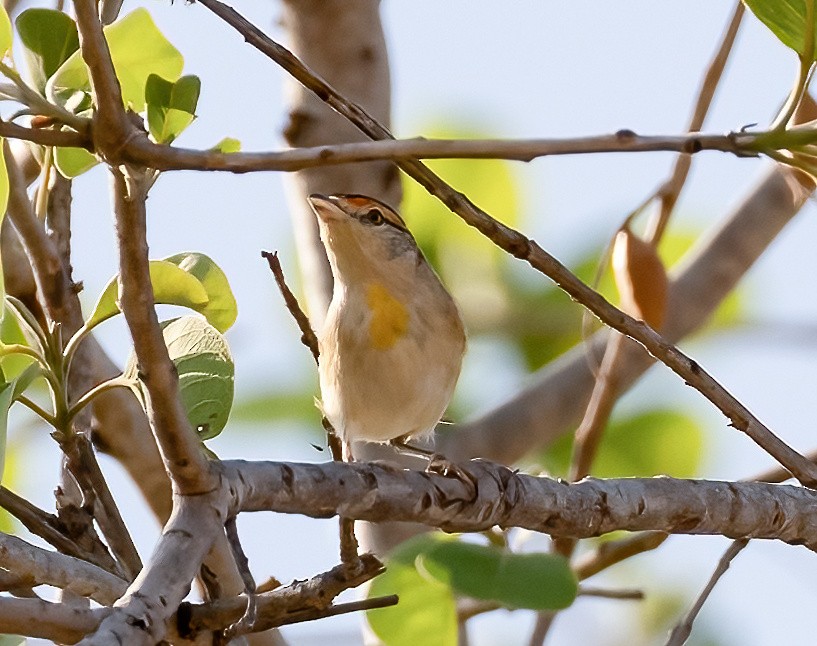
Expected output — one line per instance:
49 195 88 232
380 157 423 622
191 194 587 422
364 282 409 350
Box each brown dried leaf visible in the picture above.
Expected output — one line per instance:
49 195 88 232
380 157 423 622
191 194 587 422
611 228 668 330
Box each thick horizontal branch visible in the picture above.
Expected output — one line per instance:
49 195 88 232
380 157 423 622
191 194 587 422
226 460 817 550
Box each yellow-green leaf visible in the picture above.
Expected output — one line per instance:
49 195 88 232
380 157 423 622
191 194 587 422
743 0 817 59
0 6 12 58
368 535 457 646
163 252 237 332
126 316 234 440
54 145 97 179
86 260 209 330
46 8 183 111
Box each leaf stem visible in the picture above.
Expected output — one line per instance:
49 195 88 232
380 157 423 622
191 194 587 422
15 395 56 426
65 376 134 426
0 62 88 131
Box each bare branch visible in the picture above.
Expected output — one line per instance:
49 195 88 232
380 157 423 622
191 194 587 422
0 486 102 568
226 460 817 549
0 120 89 148
109 167 214 493
262 251 319 364
0 532 127 605
0 596 108 644
72 0 134 157
574 532 669 580
79 493 225 645
110 131 754 174
665 539 749 646
182 553 384 636
647 2 745 243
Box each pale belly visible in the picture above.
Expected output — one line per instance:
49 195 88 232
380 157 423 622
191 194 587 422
318 300 463 443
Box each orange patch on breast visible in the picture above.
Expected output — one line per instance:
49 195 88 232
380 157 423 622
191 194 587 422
366 283 409 350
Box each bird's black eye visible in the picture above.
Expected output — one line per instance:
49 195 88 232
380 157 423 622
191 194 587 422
364 208 384 225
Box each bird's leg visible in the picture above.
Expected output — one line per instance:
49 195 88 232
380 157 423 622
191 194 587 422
389 437 475 488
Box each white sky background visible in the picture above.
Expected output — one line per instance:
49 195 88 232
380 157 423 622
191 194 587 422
11 1 817 644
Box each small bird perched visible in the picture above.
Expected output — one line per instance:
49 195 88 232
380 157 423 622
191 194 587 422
308 193 466 460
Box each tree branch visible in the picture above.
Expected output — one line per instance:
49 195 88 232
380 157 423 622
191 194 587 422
108 131 755 173
181 553 384 636
0 532 127 605
665 538 748 646
226 460 817 549
0 597 108 644
78 492 225 646
109 167 214 494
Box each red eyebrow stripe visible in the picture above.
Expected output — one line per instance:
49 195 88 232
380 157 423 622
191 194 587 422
346 197 372 207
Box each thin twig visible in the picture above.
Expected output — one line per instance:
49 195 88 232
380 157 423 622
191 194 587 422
221 517 257 641
262 251 319 364
261 251 359 567
0 486 90 563
70 435 142 580
664 539 748 646
198 0 817 489
574 531 668 580
578 586 644 601
126 131 755 173
181 552 385 636
647 2 745 244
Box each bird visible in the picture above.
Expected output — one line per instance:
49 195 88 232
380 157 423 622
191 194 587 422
307 193 466 462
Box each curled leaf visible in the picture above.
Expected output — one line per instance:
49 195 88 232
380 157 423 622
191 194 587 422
86 260 209 330
611 228 668 330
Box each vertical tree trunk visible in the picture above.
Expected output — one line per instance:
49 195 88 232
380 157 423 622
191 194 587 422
280 0 401 327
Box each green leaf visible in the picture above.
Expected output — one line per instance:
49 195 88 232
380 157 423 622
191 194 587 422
368 535 458 646
54 145 97 179
0 6 11 58
419 542 578 611
0 142 8 306
86 260 209 330
212 137 241 153
743 0 817 59
146 74 201 144
11 362 43 402
0 309 34 379
46 8 184 111
16 9 79 92
542 408 705 479
0 381 14 483
126 316 234 440
163 252 237 332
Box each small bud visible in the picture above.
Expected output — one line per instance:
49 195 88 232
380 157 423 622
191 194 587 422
611 228 668 330
30 115 56 129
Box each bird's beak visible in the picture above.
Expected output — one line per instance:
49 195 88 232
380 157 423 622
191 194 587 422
307 194 344 223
